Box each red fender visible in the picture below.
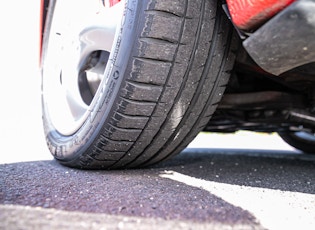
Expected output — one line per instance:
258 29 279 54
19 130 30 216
226 0 295 30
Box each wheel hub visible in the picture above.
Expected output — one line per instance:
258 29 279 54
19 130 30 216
42 0 124 135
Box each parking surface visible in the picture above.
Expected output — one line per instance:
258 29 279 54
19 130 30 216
1 146 315 230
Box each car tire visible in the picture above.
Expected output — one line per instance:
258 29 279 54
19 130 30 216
41 0 238 169
278 131 315 154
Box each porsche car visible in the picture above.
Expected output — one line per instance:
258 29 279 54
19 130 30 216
40 0 315 169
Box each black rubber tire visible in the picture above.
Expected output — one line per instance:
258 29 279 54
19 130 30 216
278 132 315 154
42 0 238 169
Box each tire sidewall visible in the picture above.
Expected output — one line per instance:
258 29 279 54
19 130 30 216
42 0 141 161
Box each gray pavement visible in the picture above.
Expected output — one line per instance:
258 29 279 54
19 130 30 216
1 148 315 230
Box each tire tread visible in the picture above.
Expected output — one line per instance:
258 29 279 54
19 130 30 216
57 0 239 169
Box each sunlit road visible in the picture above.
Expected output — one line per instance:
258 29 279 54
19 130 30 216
1 2 315 230
1 147 315 230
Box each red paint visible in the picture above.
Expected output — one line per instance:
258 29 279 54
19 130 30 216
226 0 295 30
107 0 121 7
39 0 45 66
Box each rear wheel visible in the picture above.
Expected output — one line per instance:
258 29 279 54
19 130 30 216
41 0 238 169
278 131 315 154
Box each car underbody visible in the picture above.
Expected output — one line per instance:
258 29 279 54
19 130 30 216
206 0 315 140
206 49 315 134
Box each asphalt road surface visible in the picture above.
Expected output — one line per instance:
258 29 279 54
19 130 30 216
1 2 315 230
1 147 315 230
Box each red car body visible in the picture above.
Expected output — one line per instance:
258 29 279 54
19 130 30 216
226 0 295 30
